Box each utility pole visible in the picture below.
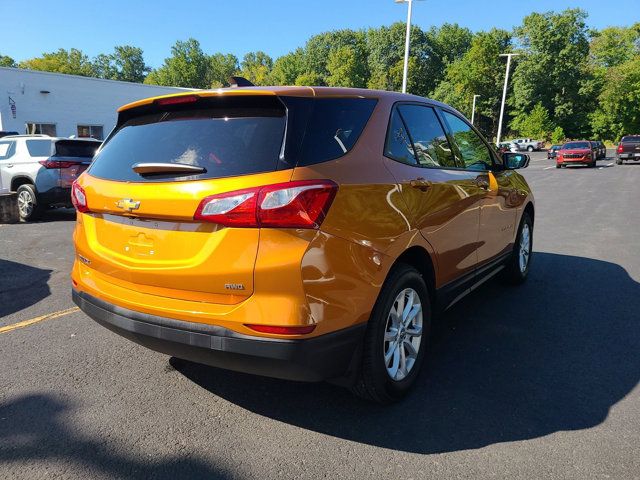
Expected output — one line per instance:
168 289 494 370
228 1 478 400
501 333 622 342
496 53 519 145
471 94 480 125
395 0 423 93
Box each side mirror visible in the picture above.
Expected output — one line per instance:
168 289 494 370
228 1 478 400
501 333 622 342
503 152 530 169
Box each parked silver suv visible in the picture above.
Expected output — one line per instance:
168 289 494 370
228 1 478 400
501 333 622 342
0 135 100 221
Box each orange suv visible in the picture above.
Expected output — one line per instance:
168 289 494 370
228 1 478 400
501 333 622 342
71 86 534 403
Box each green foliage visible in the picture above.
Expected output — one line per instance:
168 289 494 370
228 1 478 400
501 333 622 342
511 102 554 140
326 46 368 88
93 46 150 83
270 49 305 85
294 71 324 87
591 56 640 141
144 39 210 88
431 28 511 138
590 24 640 68
240 51 273 86
511 9 591 138
0 55 16 67
208 53 239 87
551 126 566 144
19 48 95 77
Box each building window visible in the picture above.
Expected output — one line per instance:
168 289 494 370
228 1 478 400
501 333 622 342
77 125 104 140
25 123 57 136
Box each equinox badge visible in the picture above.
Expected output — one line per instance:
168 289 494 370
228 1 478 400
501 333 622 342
116 199 141 212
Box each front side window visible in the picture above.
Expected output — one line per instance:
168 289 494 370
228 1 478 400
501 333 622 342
397 105 456 168
442 111 493 171
25 123 56 136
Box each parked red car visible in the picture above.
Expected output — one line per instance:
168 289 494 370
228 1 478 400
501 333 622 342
556 141 596 168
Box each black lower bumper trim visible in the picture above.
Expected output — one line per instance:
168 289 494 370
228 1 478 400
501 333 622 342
72 289 366 382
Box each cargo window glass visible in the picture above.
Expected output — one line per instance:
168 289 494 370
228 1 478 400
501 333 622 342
442 111 493 171
0 142 12 159
384 108 417 165
297 98 377 166
89 104 287 182
26 140 52 157
398 105 456 168
55 140 101 158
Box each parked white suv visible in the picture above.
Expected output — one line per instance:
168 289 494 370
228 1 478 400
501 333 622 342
0 135 100 221
510 138 545 152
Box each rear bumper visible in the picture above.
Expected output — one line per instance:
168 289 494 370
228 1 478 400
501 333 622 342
38 186 71 206
72 289 365 382
617 153 640 159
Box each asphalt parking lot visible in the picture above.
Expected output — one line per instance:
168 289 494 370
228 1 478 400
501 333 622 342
1 150 639 479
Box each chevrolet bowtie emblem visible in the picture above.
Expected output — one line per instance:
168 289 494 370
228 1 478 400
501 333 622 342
115 199 141 212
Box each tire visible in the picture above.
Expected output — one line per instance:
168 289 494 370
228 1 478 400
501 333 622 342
351 264 431 404
527 146 534 152
16 184 42 222
590 161 596 168
502 212 533 285
616 158 623 165
556 164 561 169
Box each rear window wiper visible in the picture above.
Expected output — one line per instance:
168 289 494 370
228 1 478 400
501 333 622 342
132 162 206 176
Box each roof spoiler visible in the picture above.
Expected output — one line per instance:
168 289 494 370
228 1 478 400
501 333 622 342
228 76 255 88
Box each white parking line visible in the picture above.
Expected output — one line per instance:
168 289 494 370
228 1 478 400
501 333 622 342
543 166 555 170
607 162 613 167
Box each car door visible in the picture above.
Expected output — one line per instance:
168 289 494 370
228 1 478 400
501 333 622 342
382 103 484 286
0 140 17 192
440 110 518 267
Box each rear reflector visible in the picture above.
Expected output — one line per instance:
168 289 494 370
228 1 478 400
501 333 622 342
71 181 89 213
155 95 199 106
245 324 316 335
194 180 338 229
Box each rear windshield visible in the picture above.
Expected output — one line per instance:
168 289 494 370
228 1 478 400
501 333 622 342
89 96 377 182
563 142 590 149
55 140 101 158
26 140 52 157
89 104 286 182
621 136 640 143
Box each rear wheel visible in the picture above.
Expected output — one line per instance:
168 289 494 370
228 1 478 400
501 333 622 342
16 184 42 222
616 158 623 165
502 212 533 285
351 264 431 404
556 164 561 169
527 146 534 152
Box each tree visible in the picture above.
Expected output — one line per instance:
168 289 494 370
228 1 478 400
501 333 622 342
511 102 554 140
423 23 473 94
432 29 511 138
19 48 95 77
208 53 239 87
93 46 150 83
240 51 273 86
511 9 592 138
0 55 17 68
551 126 566 144
590 23 640 68
270 49 305 85
144 39 210 88
303 29 367 84
326 46 368 88
590 56 640 141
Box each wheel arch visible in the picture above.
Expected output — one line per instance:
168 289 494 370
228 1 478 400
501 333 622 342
11 176 36 192
523 201 535 226
392 246 436 306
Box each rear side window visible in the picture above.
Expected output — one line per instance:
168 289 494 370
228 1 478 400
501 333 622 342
296 98 377 166
55 140 101 158
89 103 287 183
441 111 493 171
384 108 416 165
396 105 456 168
26 140 52 157
0 141 15 159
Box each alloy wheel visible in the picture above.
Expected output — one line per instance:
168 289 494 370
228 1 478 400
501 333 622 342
383 288 423 381
17 190 34 218
519 223 531 273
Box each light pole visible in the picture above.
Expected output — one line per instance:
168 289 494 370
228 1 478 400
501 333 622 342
496 53 519 145
395 0 424 93
471 94 480 125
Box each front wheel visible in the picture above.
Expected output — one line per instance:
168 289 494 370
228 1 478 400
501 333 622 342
502 212 533 285
616 158 623 165
351 264 431 404
527 146 534 152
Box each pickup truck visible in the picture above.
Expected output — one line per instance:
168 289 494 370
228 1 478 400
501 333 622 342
616 135 640 164
510 138 545 152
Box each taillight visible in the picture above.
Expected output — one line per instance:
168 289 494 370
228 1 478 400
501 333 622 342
617 144 624 153
71 181 89 213
245 324 316 335
39 160 75 169
194 180 338 229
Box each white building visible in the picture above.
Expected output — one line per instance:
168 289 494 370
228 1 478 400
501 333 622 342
0 67 191 140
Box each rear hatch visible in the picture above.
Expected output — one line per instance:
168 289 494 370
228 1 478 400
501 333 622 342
49 139 101 188
619 136 640 154
75 94 293 302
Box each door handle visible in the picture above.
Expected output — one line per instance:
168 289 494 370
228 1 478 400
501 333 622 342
6 164 14 168
475 177 490 189
410 177 432 190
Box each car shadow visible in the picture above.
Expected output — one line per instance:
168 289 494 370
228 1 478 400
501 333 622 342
172 252 640 454
0 394 232 479
36 207 77 223
0 259 51 318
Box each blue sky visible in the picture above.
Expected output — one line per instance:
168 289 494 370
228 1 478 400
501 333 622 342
1 0 637 67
